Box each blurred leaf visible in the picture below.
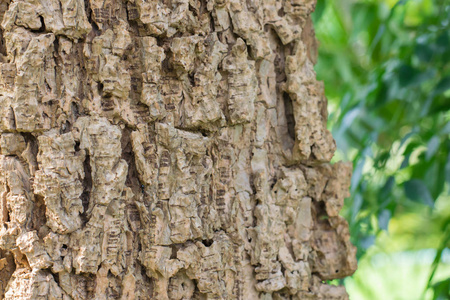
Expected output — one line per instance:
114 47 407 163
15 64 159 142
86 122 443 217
424 158 448 199
436 31 449 52
380 176 395 200
398 64 436 88
351 157 365 192
400 129 418 147
445 152 450 187
313 0 326 23
434 76 450 95
375 151 390 168
440 122 450 135
360 235 376 250
400 153 410 169
378 209 391 231
431 278 450 300
425 224 450 299
415 43 433 62
352 193 363 222
426 136 440 161
404 179 434 207
398 65 417 87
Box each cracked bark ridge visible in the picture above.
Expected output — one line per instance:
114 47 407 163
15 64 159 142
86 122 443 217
0 0 357 299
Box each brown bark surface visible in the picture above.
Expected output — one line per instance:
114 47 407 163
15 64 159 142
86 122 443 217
0 0 357 299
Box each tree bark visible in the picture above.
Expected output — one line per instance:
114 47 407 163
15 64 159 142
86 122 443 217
0 0 356 299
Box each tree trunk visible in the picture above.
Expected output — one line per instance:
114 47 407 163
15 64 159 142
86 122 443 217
0 0 356 299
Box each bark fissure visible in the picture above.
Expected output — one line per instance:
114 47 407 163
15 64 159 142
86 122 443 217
0 29 6 58
283 92 296 140
80 154 92 225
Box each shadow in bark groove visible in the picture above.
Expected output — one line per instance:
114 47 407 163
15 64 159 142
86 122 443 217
80 153 92 225
283 92 296 141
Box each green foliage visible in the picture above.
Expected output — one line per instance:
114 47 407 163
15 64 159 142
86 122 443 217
313 0 450 297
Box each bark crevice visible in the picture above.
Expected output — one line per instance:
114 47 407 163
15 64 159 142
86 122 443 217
80 153 92 225
283 92 296 140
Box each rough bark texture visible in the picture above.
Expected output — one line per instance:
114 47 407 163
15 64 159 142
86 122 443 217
0 0 357 299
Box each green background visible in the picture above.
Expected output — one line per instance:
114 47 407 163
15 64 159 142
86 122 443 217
312 0 450 299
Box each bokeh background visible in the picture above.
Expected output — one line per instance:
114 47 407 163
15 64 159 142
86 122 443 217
312 0 450 299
